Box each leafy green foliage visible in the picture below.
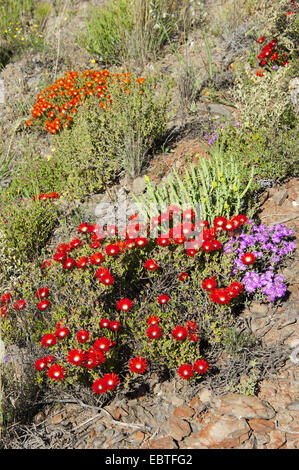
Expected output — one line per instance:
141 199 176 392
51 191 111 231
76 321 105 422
0 198 58 263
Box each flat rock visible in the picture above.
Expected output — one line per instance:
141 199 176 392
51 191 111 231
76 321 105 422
211 393 276 420
196 415 251 449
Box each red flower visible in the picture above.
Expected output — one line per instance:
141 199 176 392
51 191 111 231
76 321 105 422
147 316 160 325
201 241 213 252
116 298 133 312
197 220 209 228
172 326 188 341
193 359 209 374
202 277 217 291
14 299 27 311
100 318 110 328
94 266 109 278
182 208 195 221
129 356 148 374
100 272 115 285
110 320 121 331
55 327 69 339
47 364 65 381
1 293 11 304
36 287 49 299
90 241 100 249
126 240 136 249
42 260 52 269
236 214 248 225
257 36 265 43
105 243 120 256
211 240 222 250
135 237 148 247
186 248 198 257
229 281 243 295
209 288 230 305
63 258 76 269
53 252 67 262
41 333 57 347
144 259 159 271
78 223 91 233
156 234 171 246
34 357 48 371
1 306 8 317
213 216 227 228
67 349 84 365
177 364 194 380
92 378 107 394
256 70 264 77
103 373 120 390
38 299 50 311
83 349 105 369
76 257 89 268
241 253 256 265
56 243 70 253
93 337 111 352
69 238 81 249
146 324 162 339
202 228 216 241
45 355 55 365
157 295 170 304
186 320 198 332
76 330 90 343
189 333 199 342
179 272 189 282
106 225 118 237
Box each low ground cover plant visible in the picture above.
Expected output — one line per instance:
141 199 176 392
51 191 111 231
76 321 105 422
1 207 295 398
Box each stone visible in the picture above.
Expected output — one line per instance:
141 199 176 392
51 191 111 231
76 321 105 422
133 431 145 442
51 413 64 425
180 434 209 449
198 388 213 404
266 430 287 449
196 415 251 449
173 405 195 419
167 417 192 441
132 176 146 195
248 418 275 433
211 393 276 420
148 436 179 449
249 302 269 316
287 401 299 411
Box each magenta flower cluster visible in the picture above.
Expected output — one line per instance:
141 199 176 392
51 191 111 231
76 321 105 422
224 222 296 302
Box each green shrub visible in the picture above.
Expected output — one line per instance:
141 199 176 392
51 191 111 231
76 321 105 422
79 0 204 66
221 121 299 184
0 198 58 264
53 73 172 187
5 154 66 199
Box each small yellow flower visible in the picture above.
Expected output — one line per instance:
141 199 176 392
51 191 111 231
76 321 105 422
211 181 217 188
233 185 238 192
34 24 38 28
47 155 52 161
13 34 17 38
224 203 229 209
91 59 95 64
21 37 25 41
15 27 19 30
218 172 223 178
